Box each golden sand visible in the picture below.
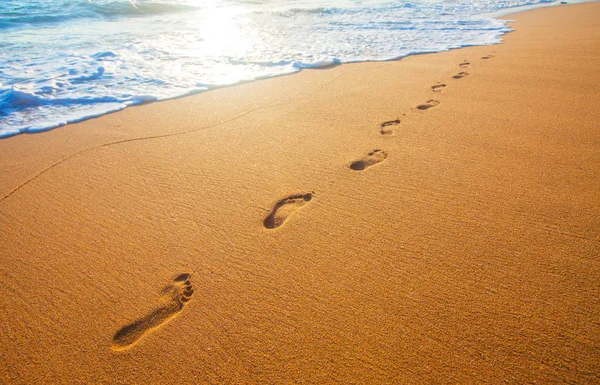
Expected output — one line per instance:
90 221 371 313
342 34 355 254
1 3 599 383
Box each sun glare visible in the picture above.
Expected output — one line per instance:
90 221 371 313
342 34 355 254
197 6 250 57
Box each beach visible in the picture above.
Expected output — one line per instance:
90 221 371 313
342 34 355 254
1 2 599 383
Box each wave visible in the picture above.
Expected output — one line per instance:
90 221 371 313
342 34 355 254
0 1 201 31
0 0 562 138
87 1 200 18
2 88 119 110
269 0 555 20
0 87 157 138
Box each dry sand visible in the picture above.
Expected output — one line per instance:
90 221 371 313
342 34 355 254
1 3 599 384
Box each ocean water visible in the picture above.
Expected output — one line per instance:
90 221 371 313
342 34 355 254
0 0 577 137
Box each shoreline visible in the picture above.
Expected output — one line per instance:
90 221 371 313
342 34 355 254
483 0 598 18
3 1 591 140
1 2 599 384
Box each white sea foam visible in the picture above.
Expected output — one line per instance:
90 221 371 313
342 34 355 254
0 0 590 137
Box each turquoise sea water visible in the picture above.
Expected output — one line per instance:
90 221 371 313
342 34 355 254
0 0 588 137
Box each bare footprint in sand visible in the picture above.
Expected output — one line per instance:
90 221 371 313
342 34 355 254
453 72 470 79
350 149 388 171
264 193 313 229
380 119 400 135
459 61 470 68
112 273 194 351
417 100 440 110
431 83 447 93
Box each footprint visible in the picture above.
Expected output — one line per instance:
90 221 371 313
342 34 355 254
431 83 447 93
349 149 388 171
264 193 313 229
380 119 400 135
416 100 440 111
112 273 194 351
452 72 470 79
459 61 470 68
481 55 495 59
